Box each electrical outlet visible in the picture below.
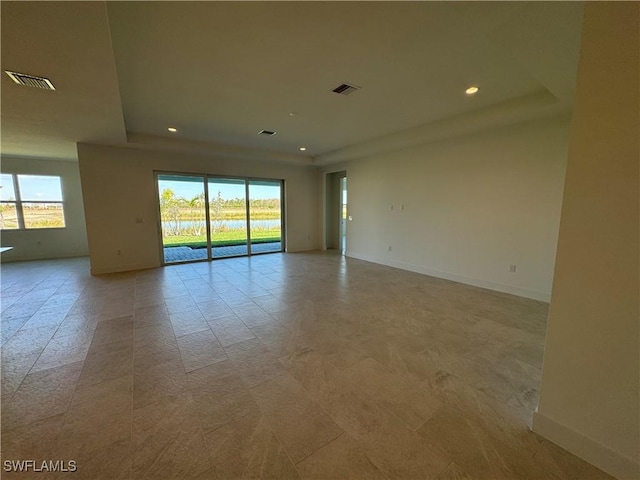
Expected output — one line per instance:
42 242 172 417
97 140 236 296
509 264 516 272
388 246 392 252
117 250 122 256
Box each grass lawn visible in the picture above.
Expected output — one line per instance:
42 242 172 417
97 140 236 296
163 229 280 248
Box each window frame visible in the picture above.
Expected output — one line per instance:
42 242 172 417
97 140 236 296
0 173 66 230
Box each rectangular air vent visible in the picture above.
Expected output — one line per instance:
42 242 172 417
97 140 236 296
5 71 55 90
332 83 360 95
258 130 277 136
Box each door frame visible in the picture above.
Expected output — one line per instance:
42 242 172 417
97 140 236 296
340 175 347 255
155 170 285 266
323 170 347 252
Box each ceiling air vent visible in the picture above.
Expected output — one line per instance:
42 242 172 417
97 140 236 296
258 130 277 136
5 71 55 90
332 83 360 95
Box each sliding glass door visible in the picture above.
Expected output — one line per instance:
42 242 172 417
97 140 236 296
158 174 208 264
157 173 283 264
248 180 282 254
208 178 248 258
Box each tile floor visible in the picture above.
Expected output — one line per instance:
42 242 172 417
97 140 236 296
0 252 613 479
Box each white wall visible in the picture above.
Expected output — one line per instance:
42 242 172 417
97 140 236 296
0 156 89 261
77 143 319 274
330 115 570 301
533 3 640 479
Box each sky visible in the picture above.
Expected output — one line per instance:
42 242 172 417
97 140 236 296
158 176 280 201
0 174 63 201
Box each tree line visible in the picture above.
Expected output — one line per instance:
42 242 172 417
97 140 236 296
159 188 280 237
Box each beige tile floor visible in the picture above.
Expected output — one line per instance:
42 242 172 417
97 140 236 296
0 252 613 479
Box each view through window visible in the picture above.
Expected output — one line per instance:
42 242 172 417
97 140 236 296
0 174 65 230
157 173 283 264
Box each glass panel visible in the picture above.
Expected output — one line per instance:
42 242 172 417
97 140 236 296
208 178 248 258
158 174 207 264
17 175 63 201
0 202 19 229
0 175 16 201
23 203 65 229
248 180 282 254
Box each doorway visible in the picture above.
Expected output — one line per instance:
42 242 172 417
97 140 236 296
157 173 284 265
340 176 347 255
325 171 347 254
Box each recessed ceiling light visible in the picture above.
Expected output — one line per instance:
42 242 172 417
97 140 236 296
289 112 296 117
465 86 479 95
167 127 177 133
299 147 306 151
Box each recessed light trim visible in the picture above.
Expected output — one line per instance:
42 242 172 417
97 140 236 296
465 86 479 95
167 127 177 132
299 147 306 151
258 130 277 136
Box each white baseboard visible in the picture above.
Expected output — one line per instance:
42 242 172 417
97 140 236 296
91 262 157 275
345 251 551 302
533 410 640 480
1 251 89 263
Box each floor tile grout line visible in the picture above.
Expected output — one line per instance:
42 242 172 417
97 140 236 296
433 460 455 480
6 285 90 404
275 344 460 476
292 432 345 467
275 351 406 479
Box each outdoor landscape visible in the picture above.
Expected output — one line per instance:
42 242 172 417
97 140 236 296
0 203 65 230
159 187 281 249
0 175 66 230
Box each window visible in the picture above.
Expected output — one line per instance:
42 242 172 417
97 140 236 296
0 174 65 230
0 174 19 229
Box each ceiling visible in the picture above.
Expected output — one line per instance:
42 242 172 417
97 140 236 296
1 1 584 165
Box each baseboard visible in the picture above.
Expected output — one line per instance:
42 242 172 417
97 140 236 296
532 410 640 479
345 252 551 302
90 262 157 275
0 252 89 263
